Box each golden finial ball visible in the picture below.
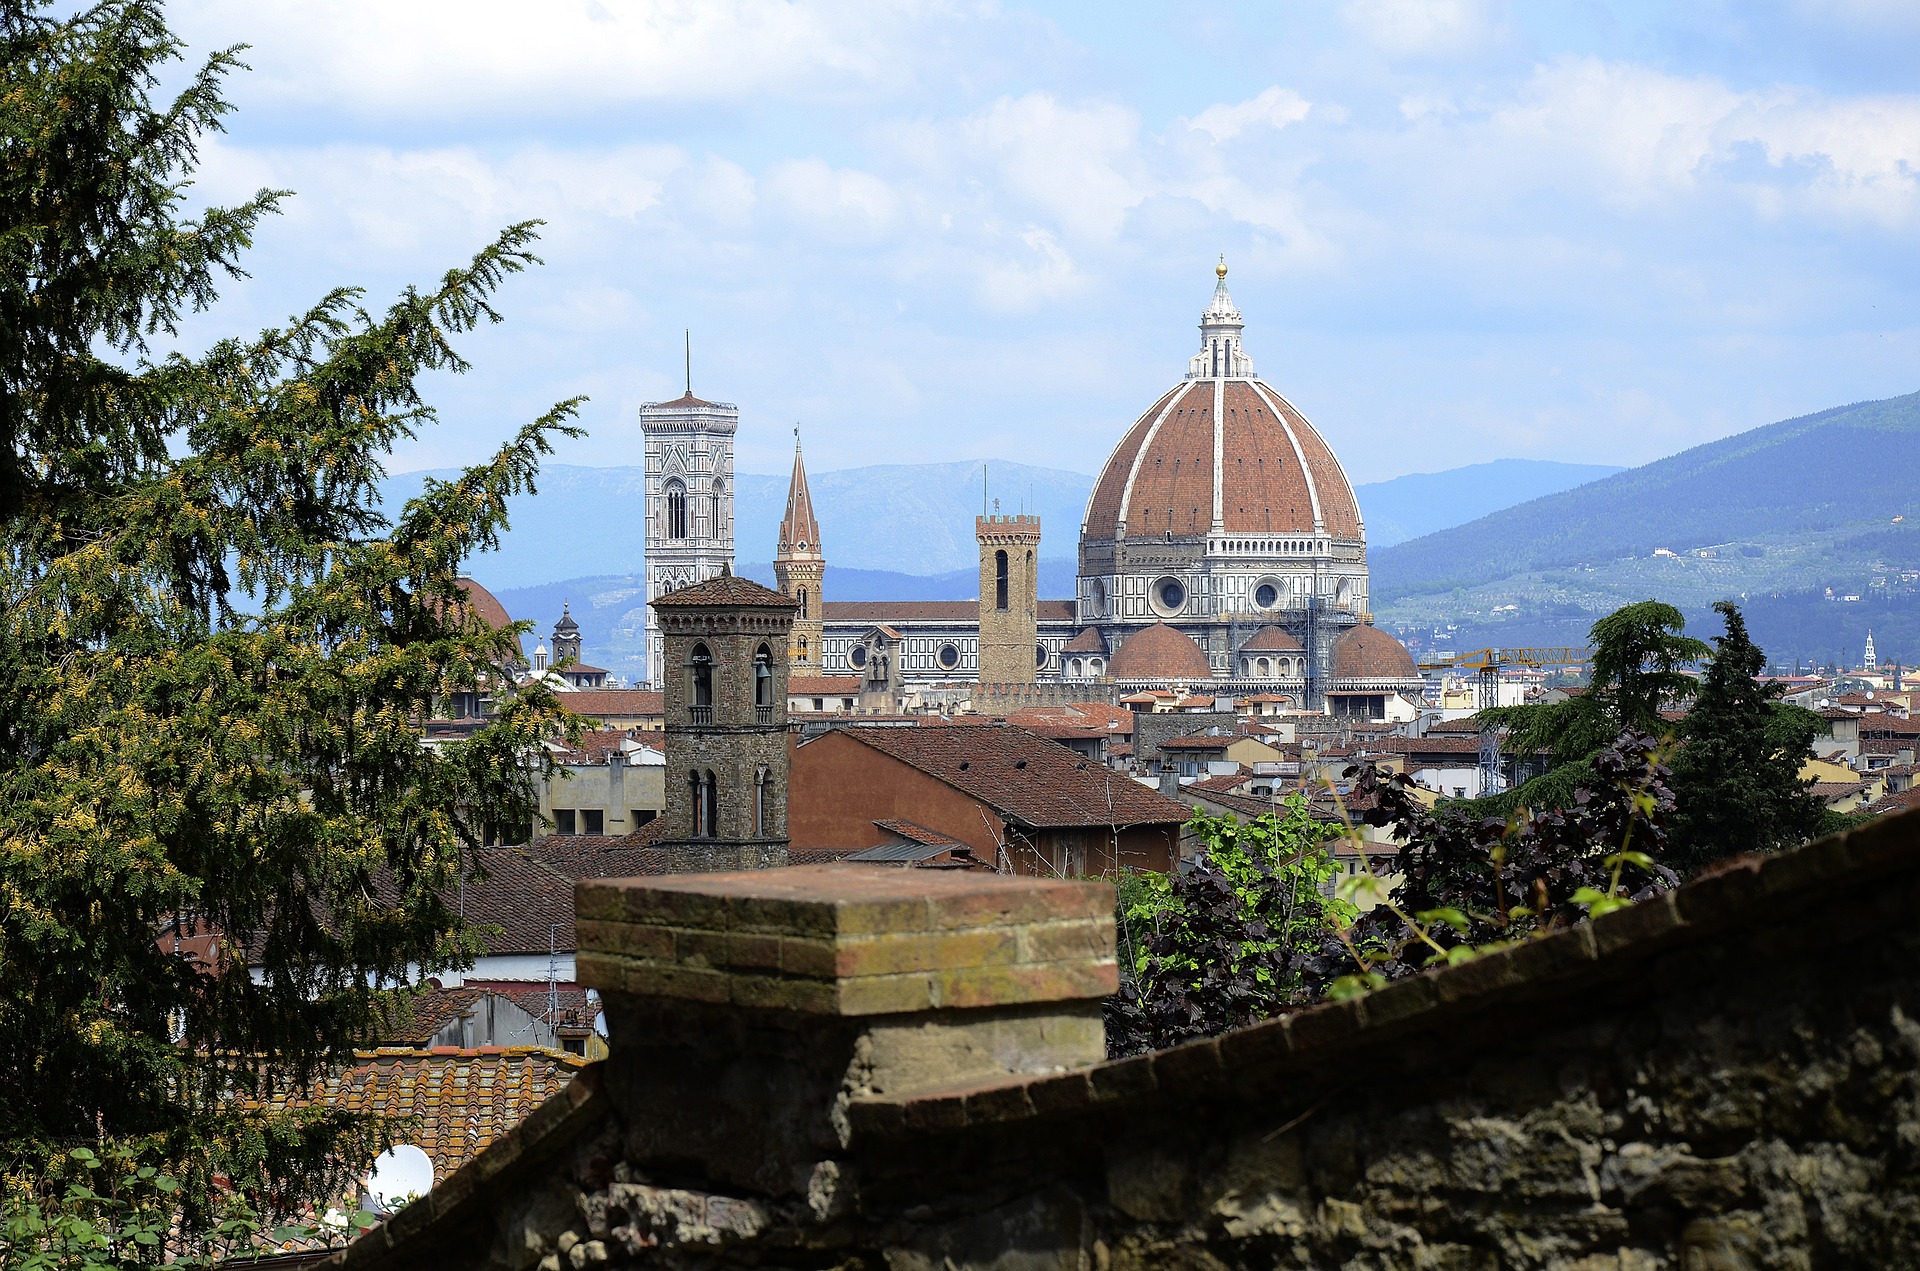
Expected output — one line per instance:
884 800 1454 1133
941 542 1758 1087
1216 255 1228 279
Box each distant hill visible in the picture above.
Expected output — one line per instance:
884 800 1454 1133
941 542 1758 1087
1373 390 1920 664
1359 460 1622 548
382 460 1094 589
387 455 1617 593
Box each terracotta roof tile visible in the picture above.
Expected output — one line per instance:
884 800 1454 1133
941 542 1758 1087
266 1048 582 1181
558 689 664 719
1332 623 1419 680
790 675 862 695
1239 625 1304 652
1111 623 1214 682
832 724 1189 830
821 600 1076 623
1062 627 1109 654
652 573 796 608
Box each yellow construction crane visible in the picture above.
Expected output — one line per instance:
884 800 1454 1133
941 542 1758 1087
1417 646 1589 793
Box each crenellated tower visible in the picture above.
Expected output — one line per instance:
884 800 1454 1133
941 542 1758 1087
977 513 1042 685
774 432 825 674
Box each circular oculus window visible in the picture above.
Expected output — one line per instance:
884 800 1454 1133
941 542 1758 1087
1151 577 1187 616
937 643 961 670
1254 582 1279 608
1034 642 1049 668
848 644 868 668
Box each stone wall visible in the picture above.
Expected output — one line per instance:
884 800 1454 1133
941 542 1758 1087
334 811 1920 1270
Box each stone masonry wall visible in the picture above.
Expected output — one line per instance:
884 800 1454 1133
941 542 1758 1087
338 812 1920 1271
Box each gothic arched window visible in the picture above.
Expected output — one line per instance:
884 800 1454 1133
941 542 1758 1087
665 480 688 540
690 643 713 721
711 479 727 538
798 587 809 619
754 644 774 710
689 769 707 839
994 550 1009 611
703 770 719 837
754 765 769 837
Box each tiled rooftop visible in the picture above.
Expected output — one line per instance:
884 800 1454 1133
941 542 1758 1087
830 724 1189 830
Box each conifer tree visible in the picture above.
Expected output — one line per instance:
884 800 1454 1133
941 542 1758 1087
1669 602 1828 872
1 0 580 1234
1474 600 1709 814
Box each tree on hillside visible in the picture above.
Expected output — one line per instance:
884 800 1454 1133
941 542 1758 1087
1 0 580 1249
1474 600 1709 814
1668 602 1829 873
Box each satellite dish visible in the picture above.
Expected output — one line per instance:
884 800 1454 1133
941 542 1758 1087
365 1145 434 1213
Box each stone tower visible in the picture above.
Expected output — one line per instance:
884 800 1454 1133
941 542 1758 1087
1867 630 1879 672
774 432 825 674
651 571 796 857
552 603 581 665
640 378 737 688
977 513 1041 685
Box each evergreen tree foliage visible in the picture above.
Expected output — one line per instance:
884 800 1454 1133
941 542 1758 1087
1473 600 1709 816
1668 602 1828 873
1 0 581 1234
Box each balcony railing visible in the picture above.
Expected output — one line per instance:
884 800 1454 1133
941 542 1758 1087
755 705 776 725
689 705 713 725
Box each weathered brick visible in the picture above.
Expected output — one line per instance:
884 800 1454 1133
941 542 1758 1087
836 971 937 1015
575 919 673 961
778 934 839 979
728 972 838 1014
674 928 731 970
1281 995 1367 1053
902 1090 969 1134
1089 1053 1157 1102
1674 858 1766 929
620 960 731 1005
926 880 1112 931
724 930 784 972
1502 923 1598 985
844 1097 906 1138
832 894 938 936
1016 917 1117 965
929 959 1118 1010
1362 972 1440 1028
1590 890 1686 959
837 927 1023 978
1432 945 1525 1005
573 951 625 994
964 1078 1039 1124
1757 832 1854 898
1151 1036 1225 1089
1024 1069 1095 1117
1217 1017 1294 1071
726 894 838 939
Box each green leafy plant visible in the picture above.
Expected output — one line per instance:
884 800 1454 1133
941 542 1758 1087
1106 797 1355 1057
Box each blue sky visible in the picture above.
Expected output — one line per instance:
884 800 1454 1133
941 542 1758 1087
164 0 1920 484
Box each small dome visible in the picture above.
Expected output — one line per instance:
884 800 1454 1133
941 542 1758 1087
554 602 580 635
1111 623 1213 682
1331 623 1417 681
1063 627 1109 654
1239 625 1303 653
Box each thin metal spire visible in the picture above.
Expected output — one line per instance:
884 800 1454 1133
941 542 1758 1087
684 329 691 395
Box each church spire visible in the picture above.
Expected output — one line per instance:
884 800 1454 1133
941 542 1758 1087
778 429 822 557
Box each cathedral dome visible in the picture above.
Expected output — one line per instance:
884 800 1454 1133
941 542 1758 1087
1331 622 1418 681
1110 622 1213 682
1081 266 1363 545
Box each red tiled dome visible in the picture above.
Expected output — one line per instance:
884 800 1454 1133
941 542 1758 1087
1110 623 1213 681
1332 623 1418 681
1239 625 1303 653
1080 264 1362 547
1081 378 1361 543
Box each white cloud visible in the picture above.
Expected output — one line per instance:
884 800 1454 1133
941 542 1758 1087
174 0 1000 116
1338 0 1503 58
763 159 900 239
962 94 1147 243
1188 87 1313 142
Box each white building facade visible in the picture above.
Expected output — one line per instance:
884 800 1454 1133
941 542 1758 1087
640 391 737 686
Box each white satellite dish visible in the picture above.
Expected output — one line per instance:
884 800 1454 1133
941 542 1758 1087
364 1145 434 1213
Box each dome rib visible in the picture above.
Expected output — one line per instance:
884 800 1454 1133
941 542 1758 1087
1114 381 1201 535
